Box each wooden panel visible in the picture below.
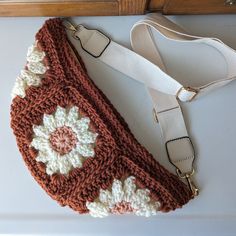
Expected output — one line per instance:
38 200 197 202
3 0 236 16
0 0 148 16
163 0 236 14
148 0 165 11
0 0 118 16
118 0 148 15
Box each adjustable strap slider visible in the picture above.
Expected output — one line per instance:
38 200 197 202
176 86 199 102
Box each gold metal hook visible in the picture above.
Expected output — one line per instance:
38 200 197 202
62 19 77 32
185 173 199 197
176 168 199 197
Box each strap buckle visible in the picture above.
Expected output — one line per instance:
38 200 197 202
176 86 199 102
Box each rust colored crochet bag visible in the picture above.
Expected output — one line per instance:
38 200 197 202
10 18 192 217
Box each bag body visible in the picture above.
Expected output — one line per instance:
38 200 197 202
10 18 193 217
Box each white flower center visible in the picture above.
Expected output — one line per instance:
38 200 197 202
49 126 77 155
111 201 134 214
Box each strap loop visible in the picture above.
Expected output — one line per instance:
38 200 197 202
165 136 195 174
73 25 111 58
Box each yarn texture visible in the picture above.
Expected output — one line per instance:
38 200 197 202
86 176 161 217
11 41 47 98
10 18 192 216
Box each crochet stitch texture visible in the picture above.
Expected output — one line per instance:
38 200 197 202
10 18 192 216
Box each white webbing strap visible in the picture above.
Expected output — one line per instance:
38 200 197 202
64 14 236 196
129 15 195 185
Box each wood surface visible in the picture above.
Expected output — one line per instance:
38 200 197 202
1 0 236 17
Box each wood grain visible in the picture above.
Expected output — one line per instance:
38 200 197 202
2 0 236 16
118 0 148 15
148 0 165 11
163 0 236 14
0 0 149 16
0 1 119 16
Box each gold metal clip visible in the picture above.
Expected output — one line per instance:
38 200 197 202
177 168 199 197
185 173 199 197
62 19 77 32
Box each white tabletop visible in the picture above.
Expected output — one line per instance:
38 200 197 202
0 14 236 235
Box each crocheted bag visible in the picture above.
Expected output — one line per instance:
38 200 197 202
10 18 192 217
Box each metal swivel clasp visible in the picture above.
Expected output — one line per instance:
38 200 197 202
177 168 199 197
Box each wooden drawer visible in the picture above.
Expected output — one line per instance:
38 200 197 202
149 0 236 14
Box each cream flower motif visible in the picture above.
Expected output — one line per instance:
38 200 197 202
11 41 47 98
26 43 45 63
86 176 161 218
31 106 98 175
